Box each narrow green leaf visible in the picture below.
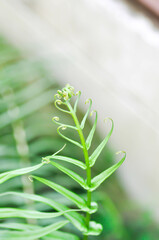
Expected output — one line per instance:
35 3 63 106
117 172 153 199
50 161 88 189
84 221 103 236
0 223 37 231
55 100 71 114
86 111 97 150
0 223 79 240
32 175 88 211
52 116 77 130
89 118 114 167
73 91 81 113
0 192 87 232
47 155 86 169
0 163 44 184
57 126 83 148
80 99 92 129
6 77 53 107
44 230 80 240
0 221 68 240
0 89 55 130
0 207 77 219
91 151 126 191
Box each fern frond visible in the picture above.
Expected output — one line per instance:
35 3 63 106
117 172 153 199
50 84 125 238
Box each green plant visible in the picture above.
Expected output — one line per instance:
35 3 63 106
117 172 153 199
0 84 126 239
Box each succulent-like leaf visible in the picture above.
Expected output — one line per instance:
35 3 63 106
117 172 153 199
0 221 68 240
84 221 103 236
90 151 126 191
50 161 88 189
89 118 114 167
0 163 44 184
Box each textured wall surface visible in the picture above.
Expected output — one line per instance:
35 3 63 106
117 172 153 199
0 0 159 220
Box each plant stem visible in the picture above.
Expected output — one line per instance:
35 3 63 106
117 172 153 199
67 102 91 240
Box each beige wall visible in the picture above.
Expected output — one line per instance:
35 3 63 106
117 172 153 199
0 0 159 220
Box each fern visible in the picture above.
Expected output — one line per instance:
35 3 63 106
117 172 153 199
0 84 125 239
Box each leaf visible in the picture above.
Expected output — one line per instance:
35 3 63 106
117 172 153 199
52 116 77 130
0 221 68 240
0 207 78 219
80 99 92 129
90 151 126 191
84 221 103 236
32 175 88 211
46 155 86 170
50 161 88 189
57 126 83 149
86 111 97 150
0 89 55 130
0 223 79 240
54 100 70 114
0 223 37 231
89 118 114 167
0 192 87 232
7 77 53 107
73 91 81 113
0 163 44 184
43 230 80 240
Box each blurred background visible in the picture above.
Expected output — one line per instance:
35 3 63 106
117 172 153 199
0 0 159 239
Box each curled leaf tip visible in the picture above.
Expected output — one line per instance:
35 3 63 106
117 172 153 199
90 110 97 117
56 100 62 105
104 117 113 123
57 94 62 99
54 84 75 102
67 84 74 92
52 116 60 122
76 90 81 96
51 144 66 157
57 90 62 95
61 125 67 130
103 118 114 134
85 98 92 104
28 175 33 182
116 150 126 156
54 93 60 100
42 157 50 164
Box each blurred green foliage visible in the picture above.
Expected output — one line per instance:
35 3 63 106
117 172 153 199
0 37 159 239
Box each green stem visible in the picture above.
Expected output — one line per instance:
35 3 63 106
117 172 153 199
67 101 91 239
